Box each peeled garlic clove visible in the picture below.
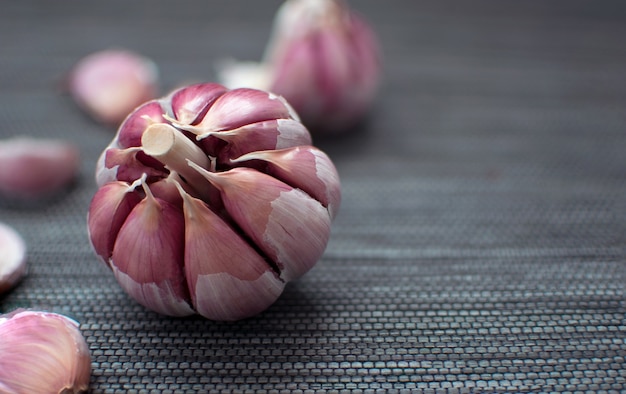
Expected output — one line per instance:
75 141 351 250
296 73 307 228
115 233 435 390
87 180 142 265
219 0 380 134
110 179 194 316
0 223 27 294
0 310 91 393
231 146 341 219
67 48 159 125
177 184 284 321
190 164 331 282
0 137 80 199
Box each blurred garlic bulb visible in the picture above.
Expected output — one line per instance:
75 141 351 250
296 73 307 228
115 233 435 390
0 310 91 394
0 137 80 200
67 49 159 126
0 222 27 294
88 82 341 321
218 0 381 134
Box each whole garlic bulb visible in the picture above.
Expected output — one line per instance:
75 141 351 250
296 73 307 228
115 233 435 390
0 310 91 394
219 0 381 134
88 82 341 321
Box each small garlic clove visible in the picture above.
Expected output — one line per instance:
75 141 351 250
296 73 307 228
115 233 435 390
0 222 27 294
189 163 331 282
231 145 341 219
170 82 228 125
117 100 168 149
103 147 167 184
87 180 143 265
0 137 80 200
0 310 91 393
176 183 285 321
67 48 159 126
110 179 194 316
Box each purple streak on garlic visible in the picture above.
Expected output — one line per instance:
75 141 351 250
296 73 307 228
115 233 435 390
88 82 340 320
0 222 27 294
0 310 91 393
218 0 381 134
67 48 159 126
0 137 80 199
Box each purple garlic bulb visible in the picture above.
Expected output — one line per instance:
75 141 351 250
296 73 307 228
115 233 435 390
87 82 341 321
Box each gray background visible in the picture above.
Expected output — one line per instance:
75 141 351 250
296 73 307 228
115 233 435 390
1 1 624 392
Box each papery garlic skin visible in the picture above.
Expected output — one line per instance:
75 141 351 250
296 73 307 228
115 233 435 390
68 49 159 125
88 82 341 320
0 222 27 294
0 310 91 394
218 0 380 134
0 137 80 199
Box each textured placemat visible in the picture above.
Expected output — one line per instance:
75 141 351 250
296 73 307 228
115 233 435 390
1 1 625 393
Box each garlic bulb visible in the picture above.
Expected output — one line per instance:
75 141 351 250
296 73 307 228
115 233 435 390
88 82 341 321
218 0 380 134
67 49 159 125
0 222 27 294
0 137 80 199
0 310 91 393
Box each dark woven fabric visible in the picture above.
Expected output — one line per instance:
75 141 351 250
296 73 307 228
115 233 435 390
1 1 625 393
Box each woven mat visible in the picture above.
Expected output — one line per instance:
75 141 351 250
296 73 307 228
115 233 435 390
1 1 624 393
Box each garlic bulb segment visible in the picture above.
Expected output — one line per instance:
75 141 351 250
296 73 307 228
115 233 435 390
177 183 285 321
0 223 27 294
218 0 380 134
0 310 91 394
88 82 340 320
189 163 331 282
231 146 341 219
110 179 194 316
67 49 159 125
0 137 80 199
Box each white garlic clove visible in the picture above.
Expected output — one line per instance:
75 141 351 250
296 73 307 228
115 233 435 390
231 145 341 219
0 137 80 200
87 180 143 265
67 48 159 126
0 222 27 294
0 310 91 393
110 179 194 316
170 82 228 125
189 163 331 282
177 183 285 321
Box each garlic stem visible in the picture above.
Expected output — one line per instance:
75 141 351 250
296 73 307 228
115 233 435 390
141 123 214 200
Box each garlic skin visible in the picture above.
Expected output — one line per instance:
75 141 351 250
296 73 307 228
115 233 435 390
67 49 159 126
218 0 380 134
88 82 341 320
0 222 27 294
0 137 80 199
0 310 91 394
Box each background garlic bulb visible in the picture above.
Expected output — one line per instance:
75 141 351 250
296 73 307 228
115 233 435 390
88 82 341 321
218 0 381 134
0 310 91 393
0 222 27 294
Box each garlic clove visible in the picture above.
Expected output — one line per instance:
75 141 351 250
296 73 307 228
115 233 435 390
103 147 167 184
0 222 27 294
231 145 341 219
176 183 285 321
0 310 91 393
189 163 331 282
117 100 168 149
0 137 80 200
170 82 228 125
67 48 159 126
87 179 143 265
110 178 194 316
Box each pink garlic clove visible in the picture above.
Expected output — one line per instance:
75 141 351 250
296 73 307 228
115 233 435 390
0 310 91 393
87 179 143 265
117 100 168 149
231 145 341 219
170 82 229 125
0 137 80 200
189 163 331 282
177 183 285 321
0 222 27 294
67 49 159 126
103 147 167 184
110 179 194 316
